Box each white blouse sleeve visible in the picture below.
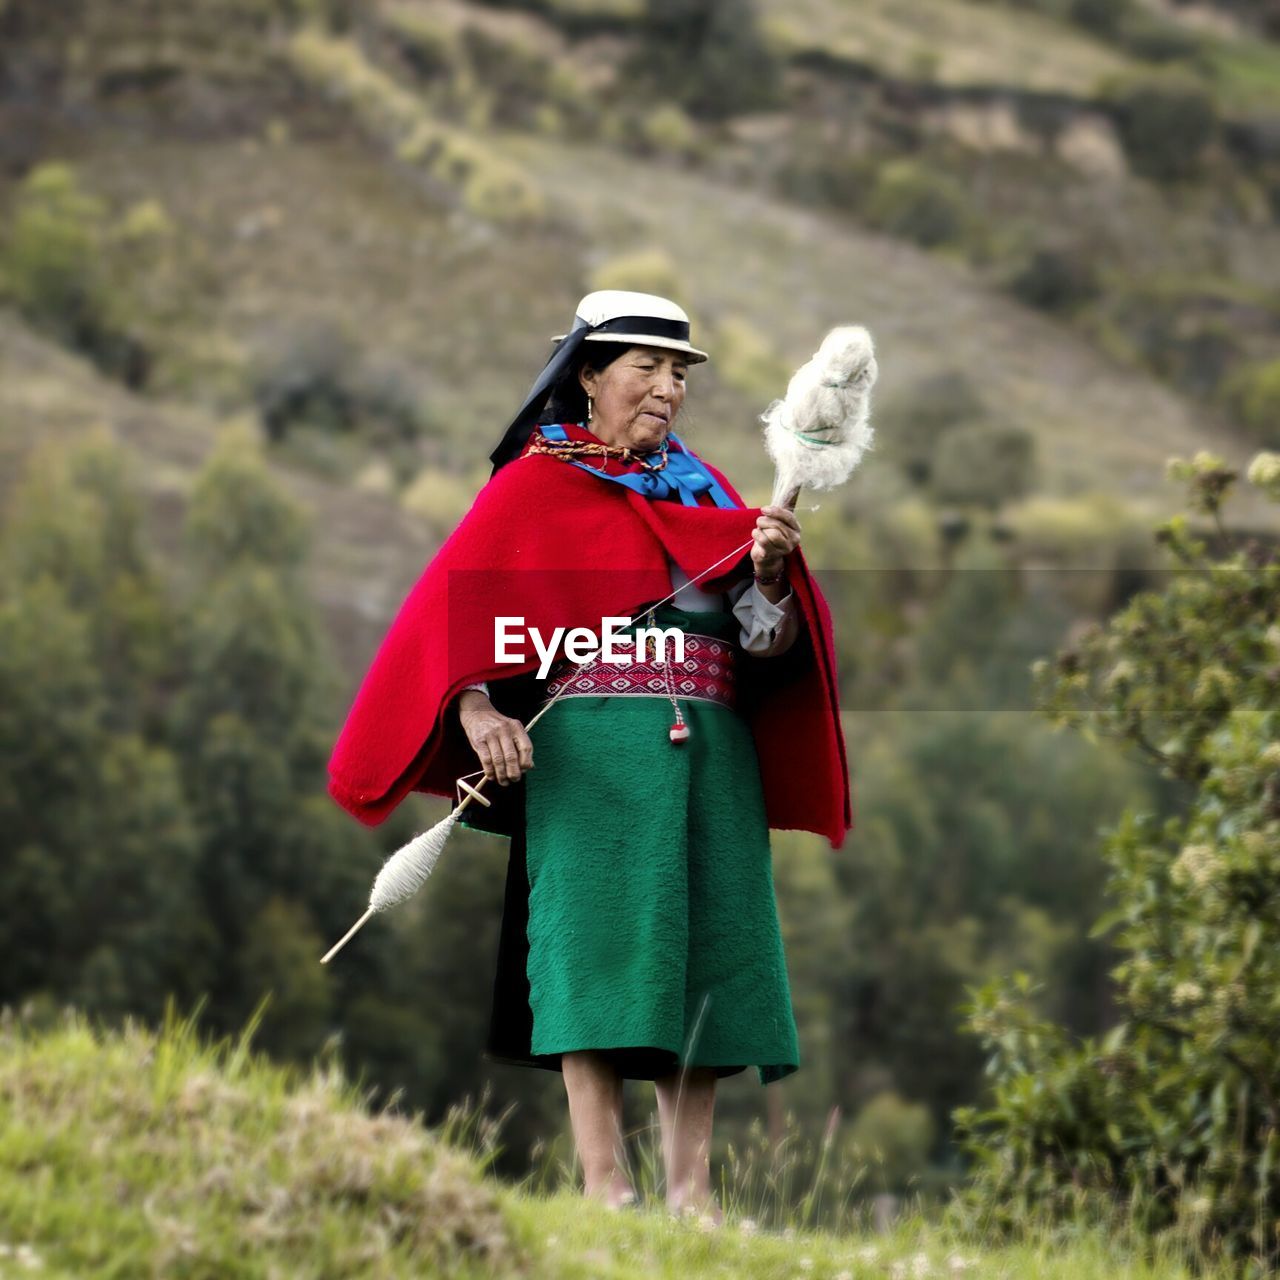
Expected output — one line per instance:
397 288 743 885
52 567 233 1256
728 578 801 657
462 681 490 696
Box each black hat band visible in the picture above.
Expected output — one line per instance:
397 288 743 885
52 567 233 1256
585 315 691 342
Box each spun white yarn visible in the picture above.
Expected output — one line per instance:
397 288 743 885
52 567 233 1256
762 325 878 507
368 809 462 912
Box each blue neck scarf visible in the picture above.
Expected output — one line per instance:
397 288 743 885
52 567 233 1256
536 423 740 509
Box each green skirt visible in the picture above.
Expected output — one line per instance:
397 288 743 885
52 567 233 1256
519 605 800 1087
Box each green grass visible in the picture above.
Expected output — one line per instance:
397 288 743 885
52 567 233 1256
0 1003 521 1278
0 1004 1248 1278
758 0 1280 118
758 0 1137 94
1202 31 1280 115
500 131 1278 525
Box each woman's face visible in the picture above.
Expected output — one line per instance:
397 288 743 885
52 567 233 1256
579 344 688 453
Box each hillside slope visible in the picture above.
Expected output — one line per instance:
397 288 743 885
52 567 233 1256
504 130 1272 517
1 0 1277 694
0 1010 1223 1278
0 307 433 681
5 112 1273 549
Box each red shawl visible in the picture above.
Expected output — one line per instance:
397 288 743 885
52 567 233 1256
327 430 853 849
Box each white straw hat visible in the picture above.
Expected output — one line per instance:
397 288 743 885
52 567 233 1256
490 289 708 473
553 290 709 363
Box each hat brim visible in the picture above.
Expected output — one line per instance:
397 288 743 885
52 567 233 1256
552 331 709 364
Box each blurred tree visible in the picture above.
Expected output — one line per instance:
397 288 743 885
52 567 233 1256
2 163 110 348
249 318 426 448
0 426 542 1145
877 370 985 488
848 1089 936 1194
912 536 1025 697
865 160 971 248
931 423 1037 512
1068 0 1132 36
952 450 1280 1268
840 693 1147 1148
1103 69 1218 183
0 164 149 385
1226 356 1280 448
633 0 783 120
236 896 335 1060
0 440 207 1019
170 425 344 1007
772 831 855 1131
406 827 511 1114
2 430 176 735
1007 243 1101 314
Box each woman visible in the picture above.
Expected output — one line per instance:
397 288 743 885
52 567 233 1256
326 290 852 1221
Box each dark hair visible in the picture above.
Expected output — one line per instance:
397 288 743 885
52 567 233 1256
537 341 633 425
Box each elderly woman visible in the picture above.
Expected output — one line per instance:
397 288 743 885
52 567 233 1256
327 291 851 1221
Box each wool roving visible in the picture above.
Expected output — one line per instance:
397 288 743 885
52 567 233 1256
762 325 877 508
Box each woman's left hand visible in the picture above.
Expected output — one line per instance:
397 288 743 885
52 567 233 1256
751 504 801 577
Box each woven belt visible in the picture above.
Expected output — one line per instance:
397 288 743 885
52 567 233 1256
544 631 738 710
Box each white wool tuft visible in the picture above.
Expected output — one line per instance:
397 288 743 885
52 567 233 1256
762 325 878 506
369 810 461 912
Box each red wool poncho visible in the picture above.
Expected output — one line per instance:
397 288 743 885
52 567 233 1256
327 428 853 850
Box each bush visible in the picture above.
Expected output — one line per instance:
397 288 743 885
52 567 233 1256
288 27 421 136
847 1090 936 1194
711 316 792 401
950 451 1280 1269
400 466 476 535
0 163 149 385
1068 0 1131 36
1115 12 1202 65
1225 357 1280 448
773 132 883 214
877 370 986 487
458 27 552 126
1007 243 1101 314
1003 493 1154 614
286 30 545 225
1092 280 1250 402
931 423 1037 512
1101 69 1218 183
637 103 699 159
588 246 682 299
2 163 106 338
1161 319 1240 401
383 7 458 82
250 319 426 446
630 0 783 121
290 0 355 32
865 160 970 248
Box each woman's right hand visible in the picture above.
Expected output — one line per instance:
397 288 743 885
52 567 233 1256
457 690 534 786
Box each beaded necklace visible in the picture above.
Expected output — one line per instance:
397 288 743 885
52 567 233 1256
524 433 671 474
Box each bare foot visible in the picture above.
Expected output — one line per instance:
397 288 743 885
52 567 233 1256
585 1171 638 1211
668 1194 724 1227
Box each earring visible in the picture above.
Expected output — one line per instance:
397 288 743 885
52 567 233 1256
587 395 593 425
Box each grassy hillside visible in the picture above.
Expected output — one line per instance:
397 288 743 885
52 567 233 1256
0 1008 1235 1279
762 0 1280 113
501 130 1275 517
0 307 439 682
762 0 1138 95
1 0 1277 563
3 109 1275 541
